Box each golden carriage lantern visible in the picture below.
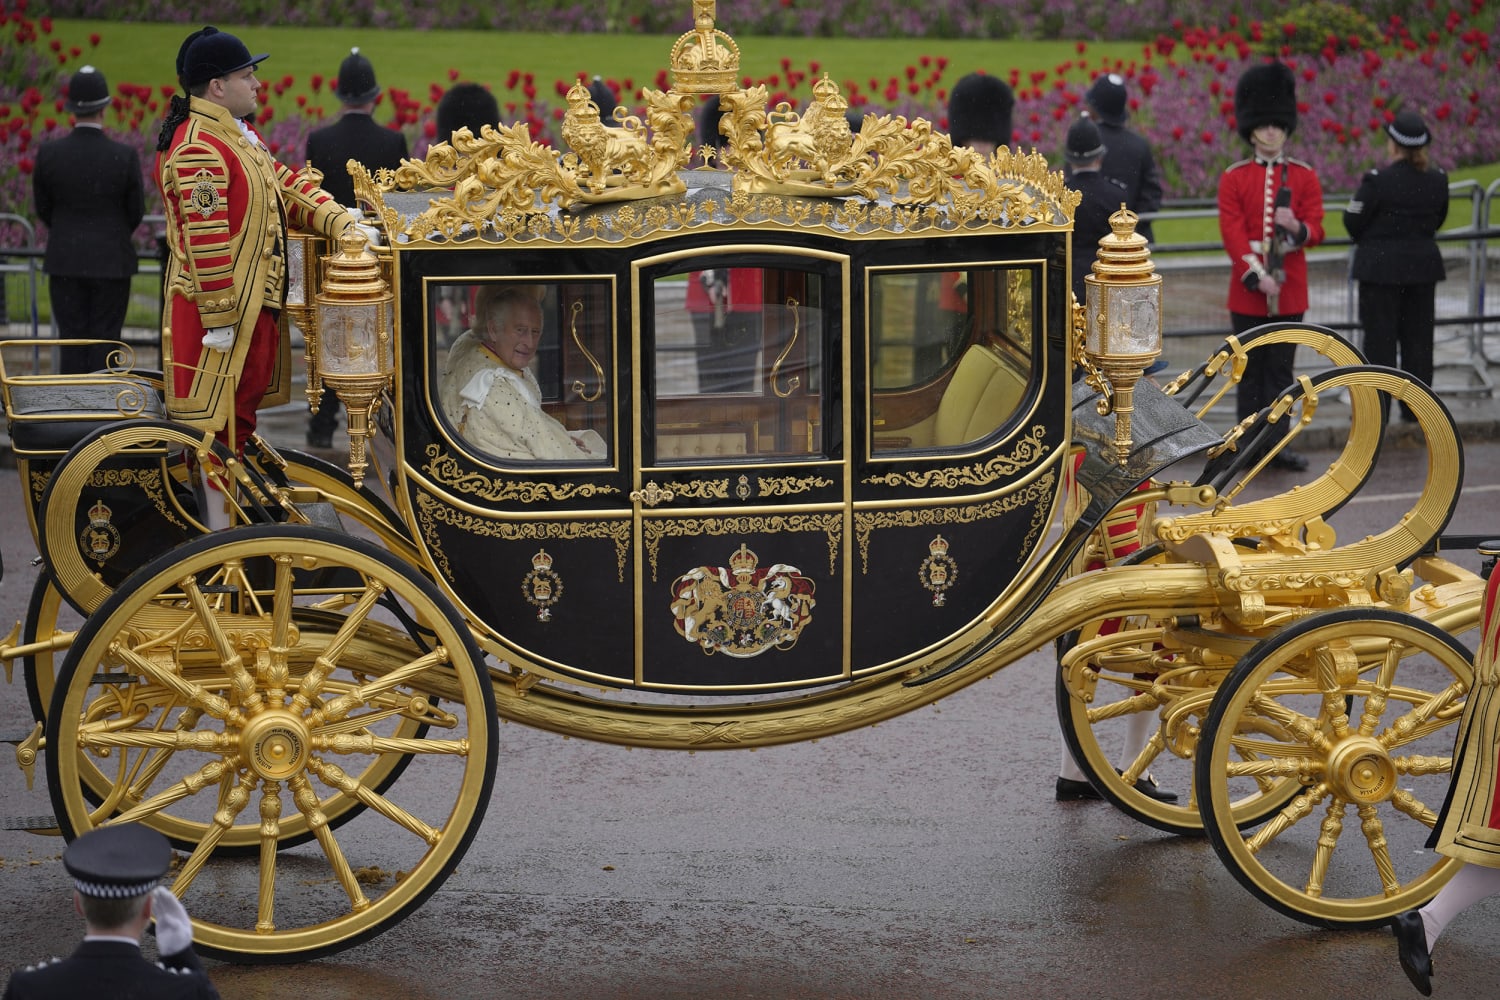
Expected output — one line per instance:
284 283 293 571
284 229 329 412
315 228 394 487
1083 206 1163 465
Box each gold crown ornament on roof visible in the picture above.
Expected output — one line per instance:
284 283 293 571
365 1 1079 243
670 0 741 94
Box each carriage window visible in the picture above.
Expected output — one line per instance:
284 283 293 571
869 266 1035 453
431 280 612 464
651 266 825 462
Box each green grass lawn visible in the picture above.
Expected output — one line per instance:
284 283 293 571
64 20 1142 116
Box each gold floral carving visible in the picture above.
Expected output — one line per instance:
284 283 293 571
414 492 630 582
755 474 834 497
643 513 842 581
422 445 620 502
854 472 1055 574
87 467 191 532
664 480 731 500
862 426 1049 489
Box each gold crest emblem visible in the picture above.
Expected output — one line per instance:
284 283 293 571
80 498 122 566
190 170 222 219
669 543 815 658
522 548 563 621
918 534 957 606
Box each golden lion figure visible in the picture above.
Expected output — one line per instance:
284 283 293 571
763 74 853 184
560 80 653 195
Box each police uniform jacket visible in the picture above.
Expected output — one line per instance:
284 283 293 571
157 97 356 430
1094 121 1162 241
1068 169 1127 302
3 939 219 1000
32 126 145 279
1343 159 1448 286
1217 155 1324 316
304 110 409 209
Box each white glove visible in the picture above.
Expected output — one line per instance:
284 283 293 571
202 326 234 351
151 887 193 955
356 221 382 247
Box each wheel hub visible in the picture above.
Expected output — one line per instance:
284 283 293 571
241 710 310 781
1326 736 1397 804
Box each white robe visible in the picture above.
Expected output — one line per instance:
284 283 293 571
439 331 606 462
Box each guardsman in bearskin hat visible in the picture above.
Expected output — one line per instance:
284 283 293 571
1217 60 1325 472
946 72 1014 157
302 46 409 449
31 65 146 374
155 26 373 524
2 824 219 998
435 81 500 145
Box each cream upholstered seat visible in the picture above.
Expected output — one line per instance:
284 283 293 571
881 343 1027 451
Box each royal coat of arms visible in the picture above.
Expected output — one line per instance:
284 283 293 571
669 543 816 657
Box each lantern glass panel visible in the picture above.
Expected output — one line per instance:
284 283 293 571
319 302 385 376
1104 283 1161 356
286 238 305 307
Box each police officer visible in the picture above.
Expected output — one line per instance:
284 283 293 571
303 47 408 449
2 824 219 999
32 66 145 374
1077 73 1163 243
1062 116 1127 303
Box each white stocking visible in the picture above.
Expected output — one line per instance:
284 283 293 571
1058 735 1089 782
1122 709 1156 775
1418 862 1500 952
202 489 232 532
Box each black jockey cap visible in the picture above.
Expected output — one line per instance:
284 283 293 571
1386 109 1431 148
180 27 268 89
1065 117 1106 164
1234 61 1297 142
65 66 112 115
587 76 618 116
1085 73 1128 127
336 47 381 105
947 72 1014 150
63 824 172 900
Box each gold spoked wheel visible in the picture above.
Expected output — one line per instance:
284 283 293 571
1194 609 1472 928
45 524 497 962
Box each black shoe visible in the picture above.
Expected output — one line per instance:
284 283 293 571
1391 910 1433 996
1266 449 1309 472
1055 776 1103 801
306 428 334 449
1130 771 1179 803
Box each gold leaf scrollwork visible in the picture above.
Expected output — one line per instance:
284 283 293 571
756 474 833 497
854 473 1055 574
862 426 1049 489
422 444 620 503
414 492 630 583
642 513 842 582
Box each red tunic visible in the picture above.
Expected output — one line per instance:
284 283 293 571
1217 155 1324 317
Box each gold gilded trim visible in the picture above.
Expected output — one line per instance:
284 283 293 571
422 444 620 502
756 474 834 497
862 425 1049 489
87 467 191 532
643 512 842 581
414 491 630 582
854 472 1055 574
664 480 731 500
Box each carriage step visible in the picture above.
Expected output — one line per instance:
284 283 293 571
299 501 345 533
2 815 59 833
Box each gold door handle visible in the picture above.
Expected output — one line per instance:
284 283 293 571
629 481 675 507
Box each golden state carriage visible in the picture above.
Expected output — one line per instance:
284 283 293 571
0 3 1491 962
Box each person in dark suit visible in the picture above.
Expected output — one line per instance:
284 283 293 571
1062 117 1128 304
1344 109 1449 424
1075 74 1163 243
2 823 219 999
303 47 409 448
32 66 145 374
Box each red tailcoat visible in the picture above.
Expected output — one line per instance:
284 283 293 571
157 97 355 450
1217 155 1324 317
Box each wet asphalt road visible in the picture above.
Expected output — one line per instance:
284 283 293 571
1 444 1497 999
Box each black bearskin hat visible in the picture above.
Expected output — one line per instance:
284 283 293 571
947 72 1014 150
1234 61 1297 142
435 82 499 142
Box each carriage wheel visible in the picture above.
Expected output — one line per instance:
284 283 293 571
1194 609 1471 928
45 524 497 962
20 571 75 722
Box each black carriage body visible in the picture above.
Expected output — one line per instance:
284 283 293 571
379 172 1073 693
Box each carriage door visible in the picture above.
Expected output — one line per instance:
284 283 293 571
634 249 848 691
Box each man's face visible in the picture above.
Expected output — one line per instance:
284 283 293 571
1251 124 1287 157
487 299 543 371
212 65 261 120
